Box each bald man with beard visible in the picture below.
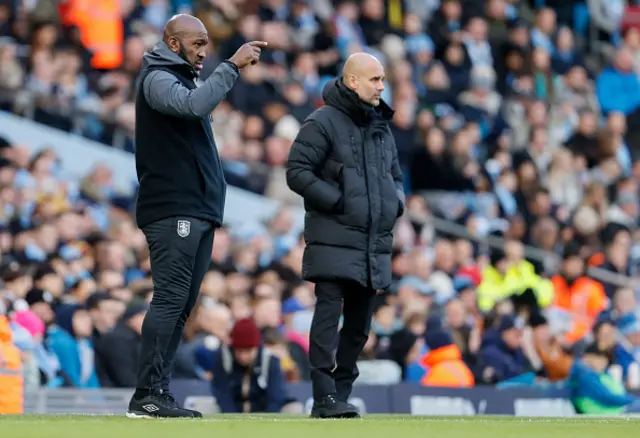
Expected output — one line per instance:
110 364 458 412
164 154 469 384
286 53 405 418
128 14 266 419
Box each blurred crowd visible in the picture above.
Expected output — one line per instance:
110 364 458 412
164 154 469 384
1 0 640 412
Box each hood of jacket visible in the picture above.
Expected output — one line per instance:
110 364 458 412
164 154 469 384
141 41 197 78
321 77 394 126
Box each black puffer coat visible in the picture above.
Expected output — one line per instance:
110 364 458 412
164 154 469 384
286 78 406 291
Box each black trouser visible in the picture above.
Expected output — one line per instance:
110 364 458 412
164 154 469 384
309 280 376 400
136 216 214 392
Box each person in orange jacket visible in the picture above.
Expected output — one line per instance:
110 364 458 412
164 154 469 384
0 314 24 414
58 0 124 70
419 328 475 388
551 242 608 346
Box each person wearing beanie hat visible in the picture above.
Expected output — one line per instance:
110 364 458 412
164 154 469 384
230 317 262 355
94 303 149 389
206 318 299 414
418 329 474 387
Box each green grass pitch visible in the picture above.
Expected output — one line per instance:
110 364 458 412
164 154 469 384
1 415 640 438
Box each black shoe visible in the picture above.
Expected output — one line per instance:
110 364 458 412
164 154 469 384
163 391 203 418
310 394 360 419
336 394 360 416
126 390 195 419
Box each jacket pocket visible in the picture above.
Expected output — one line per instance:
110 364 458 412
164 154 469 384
324 159 345 213
325 159 343 186
378 172 400 232
337 167 367 229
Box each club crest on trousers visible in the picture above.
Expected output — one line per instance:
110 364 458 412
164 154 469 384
177 220 191 237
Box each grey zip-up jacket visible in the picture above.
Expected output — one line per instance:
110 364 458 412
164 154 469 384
134 41 239 228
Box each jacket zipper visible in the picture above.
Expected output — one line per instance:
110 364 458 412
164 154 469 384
350 133 362 176
380 136 386 173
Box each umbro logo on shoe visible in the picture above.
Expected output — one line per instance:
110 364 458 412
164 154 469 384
127 394 195 419
142 404 160 413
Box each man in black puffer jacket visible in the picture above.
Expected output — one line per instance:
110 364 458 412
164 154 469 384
286 52 405 419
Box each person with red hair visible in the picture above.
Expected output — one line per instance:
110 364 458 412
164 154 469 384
202 318 302 414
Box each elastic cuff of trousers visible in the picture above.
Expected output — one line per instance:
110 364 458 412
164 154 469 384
223 60 239 74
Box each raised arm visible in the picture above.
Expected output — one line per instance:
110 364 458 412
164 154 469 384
142 41 267 119
142 62 239 119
